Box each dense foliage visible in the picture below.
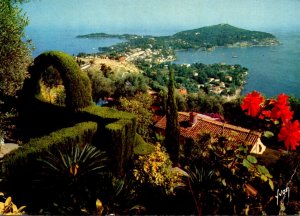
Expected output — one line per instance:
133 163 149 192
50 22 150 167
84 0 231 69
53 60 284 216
133 144 183 195
35 143 107 214
141 62 248 96
184 132 274 215
2 122 98 181
172 24 278 48
0 0 31 98
118 93 153 141
86 68 147 100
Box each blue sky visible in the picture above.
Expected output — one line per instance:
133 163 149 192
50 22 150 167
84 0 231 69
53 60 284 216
22 0 300 34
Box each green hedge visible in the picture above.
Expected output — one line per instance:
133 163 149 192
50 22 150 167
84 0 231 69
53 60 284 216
15 103 138 176
14 51 140 178
81 106 137 176
23 51 92 110
2 121 98 182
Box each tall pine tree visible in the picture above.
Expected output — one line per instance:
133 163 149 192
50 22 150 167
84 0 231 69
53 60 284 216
165 67 180 164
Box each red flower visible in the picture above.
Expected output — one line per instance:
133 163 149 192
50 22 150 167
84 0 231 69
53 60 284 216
241 91 264 117
271 93 293 123
278 120 300 150
259 110 271 119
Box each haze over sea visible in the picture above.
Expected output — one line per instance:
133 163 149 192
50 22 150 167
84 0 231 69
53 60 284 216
22 0 300 97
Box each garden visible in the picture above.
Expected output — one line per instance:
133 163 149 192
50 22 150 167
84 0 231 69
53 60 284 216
1 1 300 213
0 49 299 214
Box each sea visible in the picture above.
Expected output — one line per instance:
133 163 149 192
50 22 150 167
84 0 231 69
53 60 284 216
26 26 300 98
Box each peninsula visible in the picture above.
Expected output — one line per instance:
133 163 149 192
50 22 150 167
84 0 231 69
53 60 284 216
76 24 279 98
77 24 279 51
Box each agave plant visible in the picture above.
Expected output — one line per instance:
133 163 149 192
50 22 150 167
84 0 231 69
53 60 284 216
187 164 221 215
34 143 107 214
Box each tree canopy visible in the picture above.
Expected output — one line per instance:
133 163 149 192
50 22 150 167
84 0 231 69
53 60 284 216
0 0 31 97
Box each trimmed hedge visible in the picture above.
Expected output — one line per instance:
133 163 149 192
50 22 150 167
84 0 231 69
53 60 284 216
2 121 98 181
23 51 92 110
80 106 137 176
13 51 140 178
15 102 138 176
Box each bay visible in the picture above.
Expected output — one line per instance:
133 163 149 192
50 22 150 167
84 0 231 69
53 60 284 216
26 26 300 98
174 31 300 97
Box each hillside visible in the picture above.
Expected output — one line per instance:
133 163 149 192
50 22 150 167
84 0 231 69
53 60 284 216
171 24 279 48
79 57 142 74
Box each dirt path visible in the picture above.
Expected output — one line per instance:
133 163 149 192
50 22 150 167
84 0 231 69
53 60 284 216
0 143 19 158
80 57 141 74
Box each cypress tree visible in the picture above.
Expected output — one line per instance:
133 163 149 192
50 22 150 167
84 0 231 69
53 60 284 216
165 68 180 164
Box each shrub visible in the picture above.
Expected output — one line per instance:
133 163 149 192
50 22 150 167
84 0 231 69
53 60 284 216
86 69 116 100
17 101 138 176
2 122 98 189
188 133 274 214
35 143 107 214
81 106 137 176
133 144 183 195
87 68 147 100
187 165 221 215
97 174 144 215
22 51 92 110
40 83 66 105
118 93 153 141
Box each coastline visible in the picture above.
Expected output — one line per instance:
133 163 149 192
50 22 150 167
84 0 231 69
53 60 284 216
174 40 280 52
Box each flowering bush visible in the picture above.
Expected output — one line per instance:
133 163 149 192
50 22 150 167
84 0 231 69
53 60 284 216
241 91 265 117
241 91 299 150
0 193 26 215
133 144 183 195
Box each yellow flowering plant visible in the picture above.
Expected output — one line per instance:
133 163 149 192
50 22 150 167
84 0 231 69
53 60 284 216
0 192 26 215
133 144 183 195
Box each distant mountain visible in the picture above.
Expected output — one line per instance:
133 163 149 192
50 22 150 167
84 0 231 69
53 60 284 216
77 24 279 51
171 24 279 48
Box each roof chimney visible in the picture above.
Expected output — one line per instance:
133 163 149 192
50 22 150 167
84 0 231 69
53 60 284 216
189 112 197 126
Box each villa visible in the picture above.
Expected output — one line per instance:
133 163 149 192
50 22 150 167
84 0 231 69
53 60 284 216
155 112 266 155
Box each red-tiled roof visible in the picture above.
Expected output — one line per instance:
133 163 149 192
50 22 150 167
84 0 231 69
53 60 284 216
155 112 261 146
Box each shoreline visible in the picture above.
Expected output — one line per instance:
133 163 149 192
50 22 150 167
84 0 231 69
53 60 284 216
174 42 280 52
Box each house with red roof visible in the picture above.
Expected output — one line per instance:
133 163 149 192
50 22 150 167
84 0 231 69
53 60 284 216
155 112 266 155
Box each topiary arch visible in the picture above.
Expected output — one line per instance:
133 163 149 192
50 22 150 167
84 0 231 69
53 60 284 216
25 51 92 110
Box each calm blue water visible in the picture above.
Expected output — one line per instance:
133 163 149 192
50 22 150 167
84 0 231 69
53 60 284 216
27 26 126 57
174 31 300 97
26 26 300 97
